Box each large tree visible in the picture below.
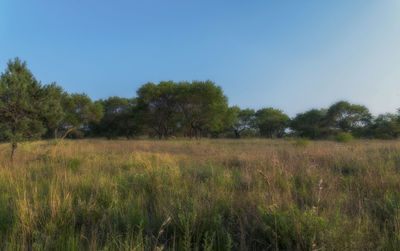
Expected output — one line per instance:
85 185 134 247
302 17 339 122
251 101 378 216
326 101 372 134
368 113 400 139
176 80 230 138
58 93 104 139
40 83 66 139
290 109 329 139
137 81 180 139
0 58 56 160
92 97 141 139
230 106 255 138
137 80 230 139
254 108 290 138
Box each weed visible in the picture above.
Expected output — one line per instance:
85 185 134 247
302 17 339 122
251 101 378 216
0 138 398 249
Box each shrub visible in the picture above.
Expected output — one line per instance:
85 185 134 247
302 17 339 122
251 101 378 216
335 132 354 142
294 138 310 147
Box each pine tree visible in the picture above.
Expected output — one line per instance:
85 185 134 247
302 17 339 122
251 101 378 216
0 58 51 161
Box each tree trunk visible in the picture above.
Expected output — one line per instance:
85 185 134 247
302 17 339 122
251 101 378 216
234 129 240 138
61 127 77 140
10 143 17 163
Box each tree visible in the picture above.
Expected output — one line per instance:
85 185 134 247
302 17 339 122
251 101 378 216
59 93 103 139
0 58 53 160
137 80 230 139
231 106 255 138
176 80 230 138
290 109 329 139
92 97 141 139
210 105 237 138
40 83 66 139
368 113 400 139
137 81 180 139
254 108 289 138
326 101 372 134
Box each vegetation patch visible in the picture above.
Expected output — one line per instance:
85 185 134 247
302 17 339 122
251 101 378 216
335 132 354 143
0 139 398 249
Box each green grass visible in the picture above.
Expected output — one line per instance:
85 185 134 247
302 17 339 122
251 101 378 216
0 138 400 250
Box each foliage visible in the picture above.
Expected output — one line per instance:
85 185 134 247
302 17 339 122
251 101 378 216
176 80 230 137
40 84 66 138
326 101 372 134
91 97 141 139
290 109 329 139
294 137 310 147
1 58 400 142
335 132 354 142
0 58 56 159
137 80 231 138
230 106 255 138
59 93 104 139
137 81 180 139
368 113 400 139
254 108 290 138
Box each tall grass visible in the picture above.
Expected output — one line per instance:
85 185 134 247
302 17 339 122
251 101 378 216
0 139 400 250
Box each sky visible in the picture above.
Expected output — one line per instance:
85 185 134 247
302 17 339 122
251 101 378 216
0 0 399 117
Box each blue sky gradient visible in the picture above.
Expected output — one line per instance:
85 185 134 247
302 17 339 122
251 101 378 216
1 0 399 116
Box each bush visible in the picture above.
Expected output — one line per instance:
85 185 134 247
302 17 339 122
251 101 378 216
335 132 354 143
294 138 310 147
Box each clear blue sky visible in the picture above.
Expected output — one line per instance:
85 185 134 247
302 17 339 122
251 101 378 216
1 0 399 116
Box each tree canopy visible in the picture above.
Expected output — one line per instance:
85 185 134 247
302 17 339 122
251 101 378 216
368 113 400 139
0 58 399 145
290 109 329 139
59 93 104 139
137 80 230 139
326 101 372 133
231 107 256 138
91 97 141 139
0 58 58 159
254 108 290 138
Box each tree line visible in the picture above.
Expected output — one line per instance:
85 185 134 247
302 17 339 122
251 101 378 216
1 58 400 157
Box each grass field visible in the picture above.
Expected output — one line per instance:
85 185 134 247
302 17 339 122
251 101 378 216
1 139 400 250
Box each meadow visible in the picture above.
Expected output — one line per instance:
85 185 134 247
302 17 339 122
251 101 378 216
0 138 400 250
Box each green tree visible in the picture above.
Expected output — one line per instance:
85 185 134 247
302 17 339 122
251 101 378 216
326 101 372 134
255 108 290 138
0 58 53 160
231 106 255 138
40 83 66 139
290 109 329 139
137 81 180 139
210 105 237 138
92 97 141 139
176 80 229 138
369 113 400 139
59 93 103 139
137 80 230 139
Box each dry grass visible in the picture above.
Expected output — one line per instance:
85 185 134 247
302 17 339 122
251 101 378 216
0 138 400 250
